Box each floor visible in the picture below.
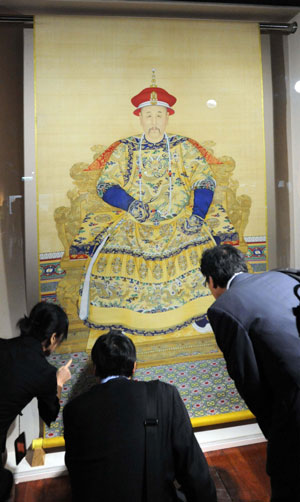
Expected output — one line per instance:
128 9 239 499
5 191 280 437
14 442 271 502
206 443 271 502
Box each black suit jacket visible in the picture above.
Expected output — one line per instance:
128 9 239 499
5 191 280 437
207 271 300 439
63 378 216 502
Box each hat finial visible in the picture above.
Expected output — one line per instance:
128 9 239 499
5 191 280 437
150 68 157 88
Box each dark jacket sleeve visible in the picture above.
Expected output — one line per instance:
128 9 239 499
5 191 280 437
171 386 217 502
63 400 83 471
63 402 74 464
36 367 60 426
208 306 272 438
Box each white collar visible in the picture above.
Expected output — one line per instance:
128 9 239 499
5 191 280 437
226 272 244 290
100 375 128 384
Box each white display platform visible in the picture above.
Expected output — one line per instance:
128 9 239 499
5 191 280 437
7 423 265 484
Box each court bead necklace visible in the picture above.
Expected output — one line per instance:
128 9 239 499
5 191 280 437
138 133 172 214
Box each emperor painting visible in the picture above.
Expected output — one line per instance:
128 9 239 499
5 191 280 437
69 72 239 336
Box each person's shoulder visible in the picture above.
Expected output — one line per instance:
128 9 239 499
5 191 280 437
0 337 9 348
169 135 215 157
118 135 141 147
133 378 173 389
168 134 188 145
101 136 141 154
63 384 99 415
267 269 300 283
168 134 203 152
168 134 200 144
0 338 12 367
142 379 178 396
228 271 276 291
0 335 20 345
208 272 267 314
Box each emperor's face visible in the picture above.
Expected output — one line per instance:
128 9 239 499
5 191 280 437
139 105 169 143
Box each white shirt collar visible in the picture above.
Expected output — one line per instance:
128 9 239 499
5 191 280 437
100 375 130 384
226 272 244 290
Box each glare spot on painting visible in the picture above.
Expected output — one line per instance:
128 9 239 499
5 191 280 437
206 99 217 108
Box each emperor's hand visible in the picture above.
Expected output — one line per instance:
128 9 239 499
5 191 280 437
128 200 150 223
182 214 204 234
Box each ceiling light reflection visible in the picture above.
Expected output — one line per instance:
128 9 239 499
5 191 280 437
206 99 217 109
295 81 300 93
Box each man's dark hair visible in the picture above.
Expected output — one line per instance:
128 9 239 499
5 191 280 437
17 301 68 347
201 244 248 288
91 330 136 379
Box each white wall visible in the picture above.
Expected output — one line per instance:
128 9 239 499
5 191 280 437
287 13 300 268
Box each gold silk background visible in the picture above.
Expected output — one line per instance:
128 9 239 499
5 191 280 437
35 16 266 255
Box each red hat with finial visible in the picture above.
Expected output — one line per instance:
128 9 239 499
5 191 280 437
131 69 176 116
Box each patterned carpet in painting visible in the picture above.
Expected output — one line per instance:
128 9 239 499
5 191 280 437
44 351 251 440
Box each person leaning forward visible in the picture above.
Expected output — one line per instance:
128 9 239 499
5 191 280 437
200 244 300 502
63 330 217 502
0 302 72 500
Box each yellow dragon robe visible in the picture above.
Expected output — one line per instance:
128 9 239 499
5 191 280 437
70 134 238 335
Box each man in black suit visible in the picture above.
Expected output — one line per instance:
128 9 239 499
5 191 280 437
200 244 300 502
63 331 217 502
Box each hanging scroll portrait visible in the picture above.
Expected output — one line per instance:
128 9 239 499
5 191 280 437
35 17 267 351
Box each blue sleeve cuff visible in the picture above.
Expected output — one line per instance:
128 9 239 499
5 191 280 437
102 185 134 211
192 188 214 219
